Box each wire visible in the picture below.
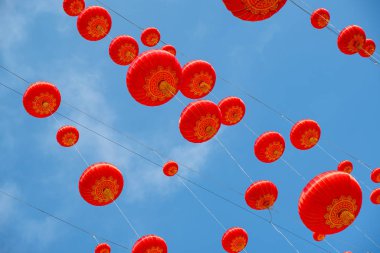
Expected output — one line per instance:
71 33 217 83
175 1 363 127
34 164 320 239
0 188 130 250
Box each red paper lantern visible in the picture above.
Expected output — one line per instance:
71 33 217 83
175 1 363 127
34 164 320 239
163 161 178 177
310 8 330 29
109 35 139 65
77 6 112 41
23 82 61 118
79 162 124 206
337 25 366 55
63 0 85 16
222 227 248 253
290 119 321 150
56 125 79 147
299 171 362 235
126 50 182 106
180 60 216 99
218 96 245 126
222 0 287 22
245 180 278 210
132 235 167 253
254 131 285 163
141 27 160 47
179 100 222 143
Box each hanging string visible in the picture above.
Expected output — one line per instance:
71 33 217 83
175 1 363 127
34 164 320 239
92 235 100 244
324 239 340 253
178 177 227 231
316 144 340 163
280 158 307 182
113 200 140 238
270 222 300 253
214 137 254 183
0 188 130 250
354 225 380 250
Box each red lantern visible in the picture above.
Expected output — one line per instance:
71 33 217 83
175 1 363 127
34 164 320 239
79 162 124 206
161 45 176 56
141 27 160 47
337 160 353 174
337 25 366 55
23 82 61 118
298 171 362 235
310 8 330 29
370 188 380 205
95 243 111 253
126 50 182 106
222 227 248 253
254 131 285 163
370 168 380 183
359 39 376 57
132 235 167 253
77 6 112 41
222 0 287 22
218 97 245 126
63 0 85 16
163 161 178 177
245 180 278 210
56 125 79 147
180 60 216 99
179 100 222 143
312 232 325 241
109 35 139 65
290 119 320 150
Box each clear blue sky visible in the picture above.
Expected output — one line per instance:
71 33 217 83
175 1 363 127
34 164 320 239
0 0 379 252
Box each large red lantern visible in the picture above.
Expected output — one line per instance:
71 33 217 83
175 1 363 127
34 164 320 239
141 27 160 47
290 119 320 150
254 131 285 163
79 162 124 206
126 50 182 106
310 8 330 29
180 60 216 99
179 100 222 143
218 96 245 126
109 35 139 66
245 180 278 210
298 171 362 235
222 0 287 22
77 6 112 41
23 82 61 118
56 125 79 147
221 227 248 253
63 0 85 16
95 243 111 253
132 235 167 253
337 25 366 55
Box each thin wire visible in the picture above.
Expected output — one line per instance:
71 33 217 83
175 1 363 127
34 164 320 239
113 200 140 238
178 177 227 231
354 225 380 250
358 179 373 192
281 158 307 182
324 239 340 253
0 188 130 250
270 222 300 253
316 144 340 163
92 235 100 244
0 65 30 84
214 137 254 183
243 123 259 137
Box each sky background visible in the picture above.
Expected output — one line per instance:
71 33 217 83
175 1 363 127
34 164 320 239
0 0 379 252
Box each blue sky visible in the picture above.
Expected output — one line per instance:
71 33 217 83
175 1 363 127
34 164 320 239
0 0 379 252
